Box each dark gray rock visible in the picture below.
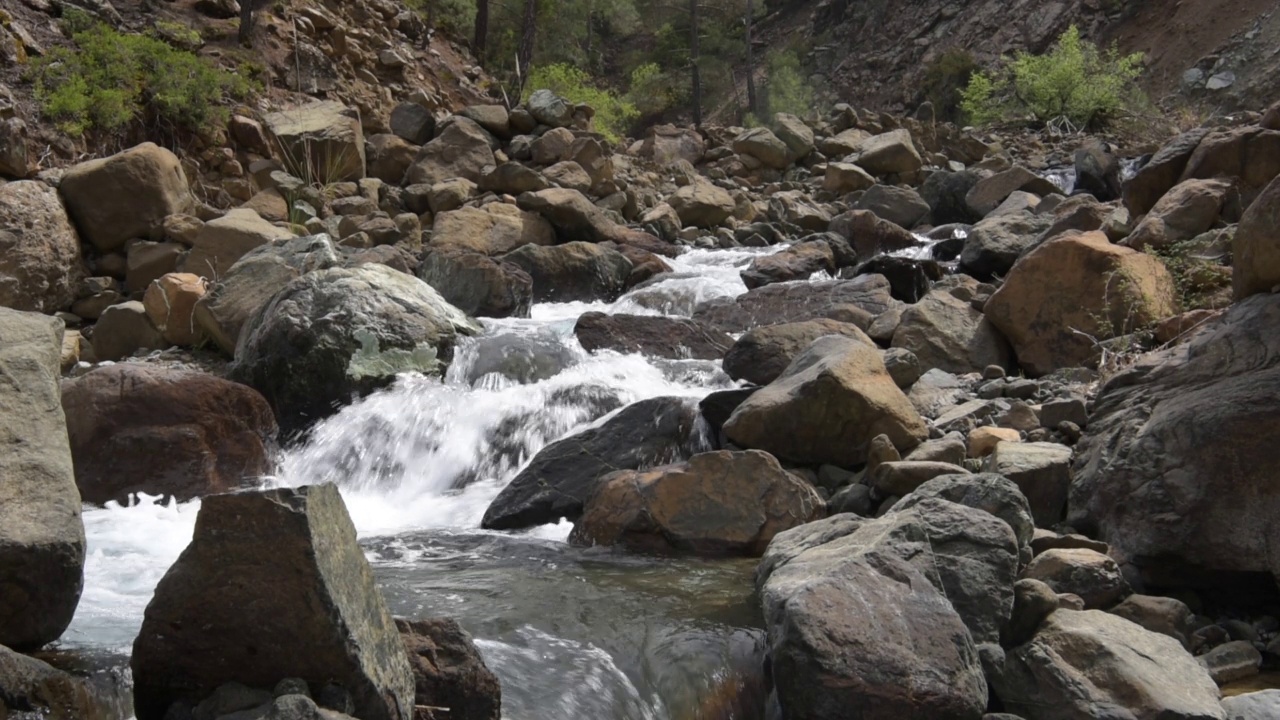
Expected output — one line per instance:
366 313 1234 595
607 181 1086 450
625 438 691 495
573 312 733 360
692 276 894 334
418 246 533 319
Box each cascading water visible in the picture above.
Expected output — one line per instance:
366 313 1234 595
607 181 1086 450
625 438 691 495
65 245 783 720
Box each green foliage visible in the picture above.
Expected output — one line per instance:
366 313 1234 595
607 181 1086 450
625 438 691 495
1154 236 1233 312
152 20 203 50
31 10 253 137
761 49 814 118
960 25 1146 129
922 48 978 122
403 0 475 36
525 63 638 143
626 62 682 117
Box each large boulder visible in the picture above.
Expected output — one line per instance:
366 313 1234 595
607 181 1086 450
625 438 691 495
90 300 166 361
1178 126 1280 199
959 210 1053 280
481 397 704 530
1123 128 1210 218
131 485 415 720
430 203 555 256
773 113 815 161
142 272 207 346
182 208 295 281
229 264 480 436
0 309 84 651
992 610 1225 720
1070 293 1280 586
264 101 366 183
397 618 501 720
571 450 825 556
1223 690 1280 720
1232 173 1280 300
692 275 895 334
741 241 836 290
852 129 922 176
389 102 435 145
1023 547 1130 609
920 170 983 225
987 441 1073 528
822 162 876 194
0 645 130 720
828 209 919 262
500 241 632 303
404 117 496 186
724 335 927 466
62 364 277 505
892 286 1013 374
419 246 532 319
722 319 873 386
733 127 791 170
1125 178 1237 252
573 312 733 360
58 142 193 252
0 181 83 313
526 89 572 128
516 187 626 243
985 231 1179 377
668 179 735 228
366 133 418 184
194 234 342 356
638 124 705 166
853 183 931 229
965 166 1062 217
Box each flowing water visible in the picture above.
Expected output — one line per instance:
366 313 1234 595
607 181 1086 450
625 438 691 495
63 245 798 720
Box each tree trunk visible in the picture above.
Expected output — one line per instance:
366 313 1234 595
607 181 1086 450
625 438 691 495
237 0 256 46
690 0 702 128
474 0 489 64
745 0 757 116
517 0 538 95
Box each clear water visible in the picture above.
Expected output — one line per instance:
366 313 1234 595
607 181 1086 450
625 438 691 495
63 245 782 720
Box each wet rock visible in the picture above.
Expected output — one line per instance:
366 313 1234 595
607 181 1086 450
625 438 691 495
986 441 1072 528
668 178 735 228
1232 174 1280 300
91 300 166 361
0 181 83 313
404 117 495 186
481 397 704 530
1125 178 1237 253
1023 548 1130 609
692 275 894 334
959 210 1052 280
454 330 579 387
419 246 532 319
430 204 554 256
698 386 758 442
131 485 415 720
501 242 632 303
724 335 927 466
892 286 1012 375
194 235 341 356
0 645 129 719
229 264 480 437
850 256 938 304
992 610 1225 720
0 310 85 651
571 450 825 556
265 101 366 183
984 231 1178 377
183 209 295 281
59 142 193 253
1073 138 1122 201
852 129 922 176
740 240 835 290
397 618 501 720
1123 128 1210 218
1070 292 1280 586
573 312 732 360
854 184 931 229
62 364 276 505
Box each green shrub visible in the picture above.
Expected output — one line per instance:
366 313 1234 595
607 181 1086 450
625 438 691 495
762 49 814 118
922 48 978 122
403 0 475 36
626 62 679 118
31 10 254 137
960 25 1145 129
525 63 638 144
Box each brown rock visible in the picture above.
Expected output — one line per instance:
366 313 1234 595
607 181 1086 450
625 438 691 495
741 240 836 289
571 450 826 556
1233 174 1280 300
984 231 1179 377
0 180 83 312
638 124 705 166
241 189 290 223
59 143 193 252
822 162 876 194
62 364 277 505
967 426 1019 458
669 178 735 228
1125 178 1237 252
725 335 927 466
722 319 873 386
965 166 1062 217
1023 548 1131 609
182 208 294 281
125 241 185 294
828 209 918 262
405 117 495 186
264 101 366 183
853 129 922 176
397 618 501 720
693 275 894 334
366 133 419 185
143 273 207 346
573 312 733 360
1123 128 1210 218
1179 126 1280 199
430 204 554 256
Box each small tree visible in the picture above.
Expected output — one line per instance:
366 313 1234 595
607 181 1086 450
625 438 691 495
961 26 1145 129
524 64 638 143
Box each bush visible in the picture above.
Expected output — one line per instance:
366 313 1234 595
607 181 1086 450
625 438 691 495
31 11 253 137
960 26 1145 129
922 48 978 122
762 49 814 118
525 63 638 144
626 62 678 118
